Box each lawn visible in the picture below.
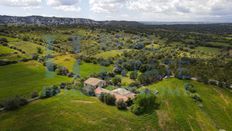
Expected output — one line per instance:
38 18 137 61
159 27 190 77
52 54 113 77
0 60 71 101
0 90 159 131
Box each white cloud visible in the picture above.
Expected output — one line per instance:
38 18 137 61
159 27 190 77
53 5 80 12
124 0 232 21
47 0 80 12
89 0 125 13
126 0 232 15
0 0 42 7
47 0 79 6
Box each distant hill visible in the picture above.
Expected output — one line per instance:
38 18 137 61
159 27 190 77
0 15 143 27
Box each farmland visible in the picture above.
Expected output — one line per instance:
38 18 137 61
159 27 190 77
0 23 232 131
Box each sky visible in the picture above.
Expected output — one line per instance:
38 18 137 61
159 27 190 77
0 0 232 22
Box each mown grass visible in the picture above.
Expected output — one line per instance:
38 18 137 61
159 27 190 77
0 90 159 131
0 61 71 101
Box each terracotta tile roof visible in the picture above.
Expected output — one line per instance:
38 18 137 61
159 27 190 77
95 87 110 95
111 88 135 101
84 78 105 86
95 87 135 101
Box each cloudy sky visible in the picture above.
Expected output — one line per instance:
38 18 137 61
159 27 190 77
0 0 231 22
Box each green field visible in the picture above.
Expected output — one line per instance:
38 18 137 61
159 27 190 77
8 41 49 55
0 90 159 130
0 45 17 55
95 50 125 59
53 54 113 77
0 53 28 61
142 78 232 130
0 61 71 101
1 78 231 130
0 24 232 131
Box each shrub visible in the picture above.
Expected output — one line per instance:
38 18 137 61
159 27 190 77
121 70 127 77
2 96 28 111
60 83 66 89
31 91 39 98
129 82 140 88
130 71 138 80
82 86 95 96
112 76 121 86
126 98 133 107
116 99 127 110
55 66 69 76
130 93 157 115
130 104 144 115
0 38 8 43
36 47 43 54
184 83 196 93
46 62 57 72
40 85 60 99
191 93 202 102
138 69 161 85
31 54 39 60
99 59 111 66
113 65 123 74
99 93 116 105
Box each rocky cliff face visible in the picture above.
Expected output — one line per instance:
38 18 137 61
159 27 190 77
0 15 99 26
0 15 143 27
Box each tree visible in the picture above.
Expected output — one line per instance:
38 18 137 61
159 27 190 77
36 47 43 54
55 66 69 76
46 62 57 72
138 69 161 85
121 70 127 77
82 86 95 96
184 83 196 93
31 91 39 98
99 93 116 105
2 96 28 111
112 76 121 86
113 65 122 74
40 85 60 99
116 99 127 110
130 93 157 115
130 71 138 80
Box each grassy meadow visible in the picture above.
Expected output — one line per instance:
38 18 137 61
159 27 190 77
0 78 232 130
0 61 71 101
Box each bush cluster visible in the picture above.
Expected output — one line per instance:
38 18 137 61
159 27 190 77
130 92 157 115
116 99 127 110
98 93 116 105
81 86 95 96
2 96 28 111
184 83 196 93
40 85 60 99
